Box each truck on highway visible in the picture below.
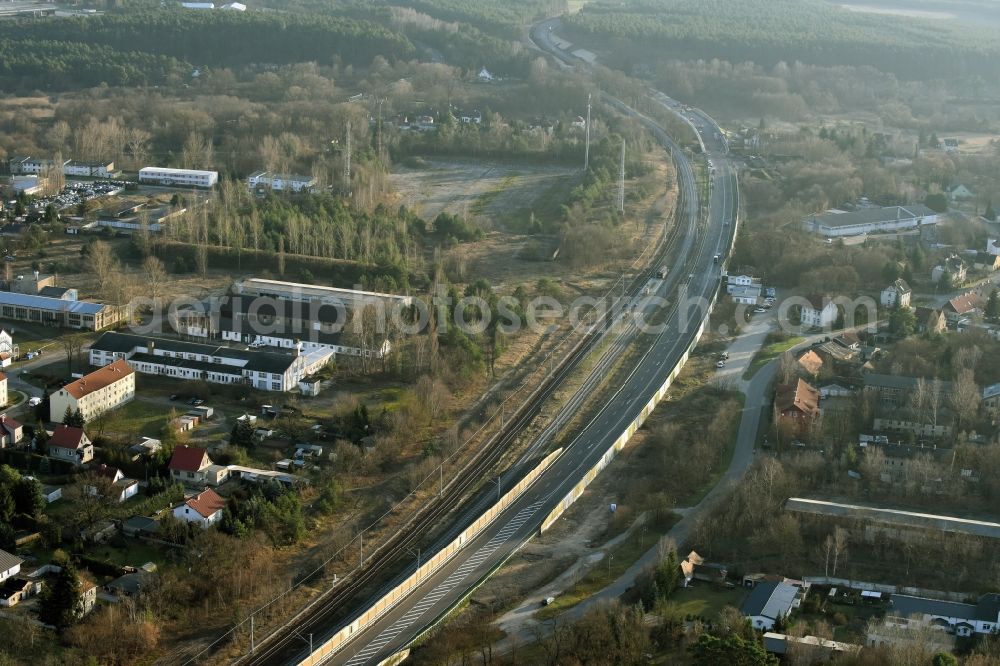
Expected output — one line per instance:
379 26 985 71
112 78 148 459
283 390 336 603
657 265 668 279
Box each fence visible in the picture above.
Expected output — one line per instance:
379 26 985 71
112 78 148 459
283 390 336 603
298 447 562 666
804 577 974 603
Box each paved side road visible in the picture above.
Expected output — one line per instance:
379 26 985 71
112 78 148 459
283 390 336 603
492 315 861 648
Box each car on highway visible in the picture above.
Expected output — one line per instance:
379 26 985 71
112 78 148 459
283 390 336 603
719 351 729 360
753 306 767 314
715 360 726 368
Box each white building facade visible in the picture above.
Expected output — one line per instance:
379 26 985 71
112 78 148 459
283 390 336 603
139 167 218 188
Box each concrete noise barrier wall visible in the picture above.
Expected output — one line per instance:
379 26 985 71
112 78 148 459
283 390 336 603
298 447 563 666
541 280 722 534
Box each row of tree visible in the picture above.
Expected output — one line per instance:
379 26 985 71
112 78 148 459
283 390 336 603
564 0 1000 80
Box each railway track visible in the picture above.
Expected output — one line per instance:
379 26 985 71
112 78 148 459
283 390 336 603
238 245 681 666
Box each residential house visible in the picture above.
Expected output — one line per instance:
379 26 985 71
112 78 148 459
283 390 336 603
873 406 954 439
973 252 1000 272
84 464 139 503
932 256 967 285
680 551 728 586
796 350 824 377
915 307 947 335
49 359 135 423
48 425 93 465
774 379 821 436
942 292 982 324
0 329 17 368
167 445 229 486
63 160 115 178
983 383 1000 418
172 488 227 528
881 279 912 308
0 577 40 607
726 274 762 293
860 439 956 484
246 171 317 193
0 415 21 447
129 436 162 460
885 593 1000 637
948 184 975 201
0 549 22 583
863 373 952 409
799 295 838 328
729 285 761 305
103 571 155 601
741 581 799 631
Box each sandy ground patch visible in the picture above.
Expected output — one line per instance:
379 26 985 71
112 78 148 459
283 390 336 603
389 159 576 223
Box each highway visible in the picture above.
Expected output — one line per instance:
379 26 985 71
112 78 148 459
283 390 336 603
240 15 738 665
259 18 738 666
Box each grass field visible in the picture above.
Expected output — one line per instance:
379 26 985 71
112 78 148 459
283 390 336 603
664 584 747 621
742 336 805 380
97 399 170 438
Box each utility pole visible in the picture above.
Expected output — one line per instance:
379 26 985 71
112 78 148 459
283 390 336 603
376 98 385 163
584 93 591 171
343 119 352 187
359 530 364 567
250 615 254 654
618 138 625 214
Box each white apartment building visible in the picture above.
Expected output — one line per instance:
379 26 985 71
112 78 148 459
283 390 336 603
64 160 115 178
800 295 839 328
49 359 135 422
138 167 218 188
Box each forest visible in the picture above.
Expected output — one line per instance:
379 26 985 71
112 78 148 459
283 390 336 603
0 10 413 89
563 0 1000 80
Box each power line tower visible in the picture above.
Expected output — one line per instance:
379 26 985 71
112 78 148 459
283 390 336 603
584 93 591 171
617 138 625 213
343 120 352 187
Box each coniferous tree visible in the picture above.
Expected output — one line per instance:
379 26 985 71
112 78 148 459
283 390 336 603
39 552 82 631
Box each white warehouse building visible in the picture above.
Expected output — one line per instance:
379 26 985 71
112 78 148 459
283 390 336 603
139 167 218 188
803 205 939 237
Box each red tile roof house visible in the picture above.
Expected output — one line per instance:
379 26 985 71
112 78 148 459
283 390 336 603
0 414 21 448
172 488 227 528
84 464 139 503
167 445 230 486
47 425 93 465
774 378 822 437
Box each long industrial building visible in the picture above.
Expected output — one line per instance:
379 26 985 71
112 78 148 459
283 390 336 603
89 332 332 392
233 278 413 310
138 167 218 188
802 205 939 237
0 291 125 330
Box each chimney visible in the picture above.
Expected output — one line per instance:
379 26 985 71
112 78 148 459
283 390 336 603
148 340 155 354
